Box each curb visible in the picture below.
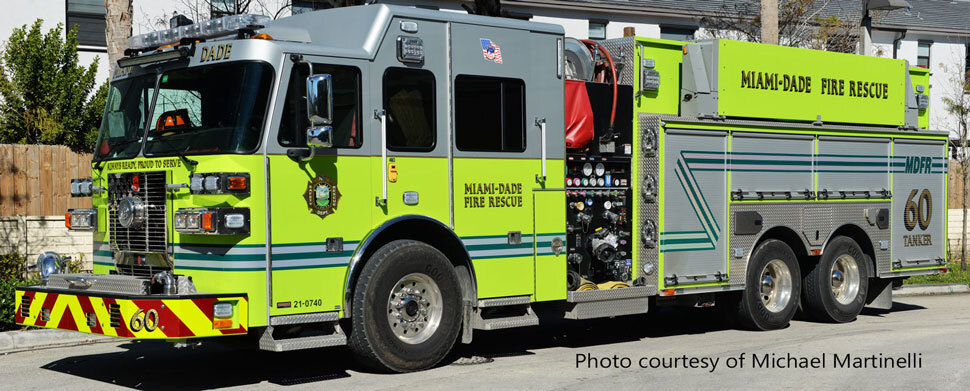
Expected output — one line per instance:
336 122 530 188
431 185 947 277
895 283 970 296
0 329 114 354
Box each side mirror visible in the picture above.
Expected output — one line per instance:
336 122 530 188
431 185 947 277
307 126 333 149
306 74 333 126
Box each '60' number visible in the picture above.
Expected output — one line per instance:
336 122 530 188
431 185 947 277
130 308 159 332
904 189 932 231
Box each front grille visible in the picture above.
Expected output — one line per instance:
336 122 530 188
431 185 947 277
108 171 167 253
20 296 30 318
114 264 170 278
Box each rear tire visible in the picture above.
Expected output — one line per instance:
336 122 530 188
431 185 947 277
736 239 801 330
802 236 869 323
347 240 462 372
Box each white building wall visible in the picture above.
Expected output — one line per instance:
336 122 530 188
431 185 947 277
872 29 967 135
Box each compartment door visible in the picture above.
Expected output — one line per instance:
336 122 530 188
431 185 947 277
891 139 947 269
662 128 728 286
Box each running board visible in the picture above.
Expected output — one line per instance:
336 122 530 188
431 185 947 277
259 311 346 352
472 295 538 330
565 286 650 320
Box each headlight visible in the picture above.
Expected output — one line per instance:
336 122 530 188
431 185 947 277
36 252 62 283
175 207 249 235
65 208 97 231
213 302 233 318
189 173 250 195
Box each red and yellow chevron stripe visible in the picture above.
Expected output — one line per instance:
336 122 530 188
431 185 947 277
15 287 248 339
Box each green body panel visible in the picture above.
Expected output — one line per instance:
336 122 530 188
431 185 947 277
533 190 567 301
452 158 564 299
634 38 688 116
909 67 930 129
717 40 908 126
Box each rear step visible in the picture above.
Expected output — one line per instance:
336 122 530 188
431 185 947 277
259 311 346 352
472 295 539 331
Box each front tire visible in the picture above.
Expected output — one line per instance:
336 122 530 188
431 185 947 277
736 239 801 330
802 236 869 323
347 240 462 372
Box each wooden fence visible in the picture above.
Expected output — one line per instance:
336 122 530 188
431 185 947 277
0 144 93 217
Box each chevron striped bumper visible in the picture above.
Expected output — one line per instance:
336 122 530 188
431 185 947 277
15 286 248 340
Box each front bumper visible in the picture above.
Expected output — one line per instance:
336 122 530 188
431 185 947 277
15 287 248 340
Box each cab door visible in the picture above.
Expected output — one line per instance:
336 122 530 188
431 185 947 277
267 57 371 316
449 24 545 299
369 17 451 234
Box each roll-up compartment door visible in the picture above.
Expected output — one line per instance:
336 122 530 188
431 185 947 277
730 132 814 200
662 128 727 286
891 139 947 269
817 136 891 199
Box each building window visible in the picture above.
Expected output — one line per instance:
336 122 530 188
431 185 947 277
455 76 526 152
66 0 106 49
383 68 436 151
660 26 695 42
917 41 931 68
588 21 607 40
292 1 328 15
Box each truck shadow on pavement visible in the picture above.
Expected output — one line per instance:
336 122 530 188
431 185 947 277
37 301 924 389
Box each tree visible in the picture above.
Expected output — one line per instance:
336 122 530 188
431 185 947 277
105 0 134 76
699 0 859 53
0 21 108 153
943 62 970 272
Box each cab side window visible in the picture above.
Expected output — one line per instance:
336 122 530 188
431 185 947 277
278 64 362 148
383 68 436 151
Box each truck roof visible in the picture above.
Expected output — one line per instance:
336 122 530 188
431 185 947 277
259 4 565 59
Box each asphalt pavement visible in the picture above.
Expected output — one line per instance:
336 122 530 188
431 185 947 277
1 294 968 390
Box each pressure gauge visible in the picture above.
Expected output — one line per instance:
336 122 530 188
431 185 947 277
582 162 593 176
604 200 613 210
582 177 590 186
597 178 605 186
594 163 606 176
566 178 573 187
586 198 594 206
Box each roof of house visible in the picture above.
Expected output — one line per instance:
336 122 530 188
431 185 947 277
509 0 970 35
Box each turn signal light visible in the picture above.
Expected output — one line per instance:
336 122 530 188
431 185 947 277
228 176 247 190
65 213 71 228
201 212 214 232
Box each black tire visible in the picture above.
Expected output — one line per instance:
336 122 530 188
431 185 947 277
736 239 801 331
346 239 462 372
802 236 870 323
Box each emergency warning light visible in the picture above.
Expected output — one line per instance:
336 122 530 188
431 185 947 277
129 14 270 50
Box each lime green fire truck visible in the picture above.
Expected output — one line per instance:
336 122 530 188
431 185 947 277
15 4 947 372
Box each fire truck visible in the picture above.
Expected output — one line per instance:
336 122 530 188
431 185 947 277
15 4 947 372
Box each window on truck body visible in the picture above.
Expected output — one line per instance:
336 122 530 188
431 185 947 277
383 68 437 151
454 75 526 153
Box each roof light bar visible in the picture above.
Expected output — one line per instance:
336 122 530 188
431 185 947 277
129 14 270 50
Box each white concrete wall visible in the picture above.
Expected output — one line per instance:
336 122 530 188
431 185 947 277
0 216 93 272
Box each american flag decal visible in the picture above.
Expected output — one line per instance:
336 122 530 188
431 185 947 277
480 38 503 64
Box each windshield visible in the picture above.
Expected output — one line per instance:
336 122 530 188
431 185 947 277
94 75 156 160
144 62 274 156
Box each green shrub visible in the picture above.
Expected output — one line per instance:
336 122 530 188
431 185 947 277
0 252 27 281
0 277 39 331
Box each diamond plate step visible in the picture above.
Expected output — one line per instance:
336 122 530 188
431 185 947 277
258 324 346 352
472 312 539 331
477 295 531 308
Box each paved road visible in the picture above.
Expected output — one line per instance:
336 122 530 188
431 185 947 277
1 294 968 390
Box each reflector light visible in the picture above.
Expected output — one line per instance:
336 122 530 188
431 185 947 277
213 319 232 329
65 213 72 228
662 289 676 296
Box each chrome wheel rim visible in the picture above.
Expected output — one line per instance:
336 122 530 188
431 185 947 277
387 273 443 345
759 259 793 313
831 255 861 305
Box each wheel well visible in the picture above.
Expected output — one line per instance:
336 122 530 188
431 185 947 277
755 226 809 265
825 224 877 278
344 216 477 313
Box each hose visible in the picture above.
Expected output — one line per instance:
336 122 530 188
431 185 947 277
580 39 617 129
